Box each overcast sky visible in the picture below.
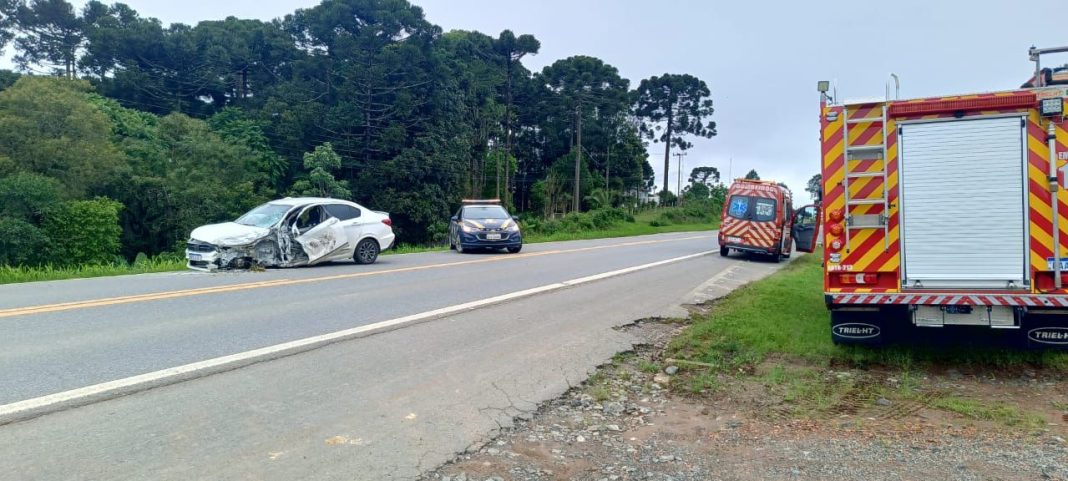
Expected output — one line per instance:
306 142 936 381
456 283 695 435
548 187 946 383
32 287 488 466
21 0 1068 203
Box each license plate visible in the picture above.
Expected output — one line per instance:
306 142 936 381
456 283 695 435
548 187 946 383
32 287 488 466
944 305 972 315
188 253 202 261
1047 257 1068 270
486 233 502 240
727 236 743 243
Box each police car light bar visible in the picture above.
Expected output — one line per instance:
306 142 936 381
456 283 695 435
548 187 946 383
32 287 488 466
461 199 501 205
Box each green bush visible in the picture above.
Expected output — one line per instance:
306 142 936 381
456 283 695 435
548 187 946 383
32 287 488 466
41 198 123 266
526 208 634 236
0 216 50 266
650 199 720 226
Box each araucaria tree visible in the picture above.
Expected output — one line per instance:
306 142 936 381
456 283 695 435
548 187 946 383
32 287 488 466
633 74 717 197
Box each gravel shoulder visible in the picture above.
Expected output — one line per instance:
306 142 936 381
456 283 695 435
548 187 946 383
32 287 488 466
424 320 1068 481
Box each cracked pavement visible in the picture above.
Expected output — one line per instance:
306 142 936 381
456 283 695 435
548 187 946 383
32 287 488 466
0 235 797 480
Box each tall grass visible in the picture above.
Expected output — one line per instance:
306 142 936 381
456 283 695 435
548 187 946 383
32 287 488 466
0 256 187 285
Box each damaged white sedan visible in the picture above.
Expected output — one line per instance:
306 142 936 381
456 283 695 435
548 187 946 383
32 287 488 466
186 197 396 271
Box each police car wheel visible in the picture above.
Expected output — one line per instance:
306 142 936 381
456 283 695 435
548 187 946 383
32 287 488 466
508 246 522 253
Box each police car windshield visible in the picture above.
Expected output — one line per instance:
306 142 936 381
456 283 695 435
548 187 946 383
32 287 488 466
465 206 510 219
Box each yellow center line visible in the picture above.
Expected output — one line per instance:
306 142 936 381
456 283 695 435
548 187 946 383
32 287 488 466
1 235 712 319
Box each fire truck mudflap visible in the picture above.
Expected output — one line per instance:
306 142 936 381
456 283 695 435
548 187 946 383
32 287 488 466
817 46 1068 349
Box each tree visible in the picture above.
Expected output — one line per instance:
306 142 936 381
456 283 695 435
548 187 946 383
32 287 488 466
633 73 717 199
494 29 539 200
584 188 611 210
689 166 719 186
0 77 124 197
744 169 760 180
805 173 822 200
8 0 86 78
41 197 123 265
0 171 62 220
0 0 16 55
538 55 630 212
683 182 710 201
292 143 349 199
0 216 49 265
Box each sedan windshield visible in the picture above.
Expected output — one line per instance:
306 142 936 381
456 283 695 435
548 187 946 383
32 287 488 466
464 206 511 220
235 203 292 228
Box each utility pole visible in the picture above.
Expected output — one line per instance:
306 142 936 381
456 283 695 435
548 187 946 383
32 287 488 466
574 105 582 213
605 143 611 192
495 146 501 199
674 151 687 206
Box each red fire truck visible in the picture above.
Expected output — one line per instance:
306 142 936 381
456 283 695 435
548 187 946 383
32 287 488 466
718 178 820 261
818 46 1068 349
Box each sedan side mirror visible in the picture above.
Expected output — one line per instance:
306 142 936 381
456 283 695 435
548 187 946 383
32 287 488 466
451 215 458 222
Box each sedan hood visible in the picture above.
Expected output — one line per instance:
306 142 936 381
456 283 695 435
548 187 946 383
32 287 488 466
189 222 271 246
466 218 515 229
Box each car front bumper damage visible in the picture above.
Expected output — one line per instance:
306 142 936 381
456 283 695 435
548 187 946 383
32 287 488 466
186 229 305 271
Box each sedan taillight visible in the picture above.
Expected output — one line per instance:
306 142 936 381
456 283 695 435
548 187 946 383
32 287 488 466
382 218 392 226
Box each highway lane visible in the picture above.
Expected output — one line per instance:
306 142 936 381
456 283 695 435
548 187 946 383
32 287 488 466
0 232 719 405
0 233 797 481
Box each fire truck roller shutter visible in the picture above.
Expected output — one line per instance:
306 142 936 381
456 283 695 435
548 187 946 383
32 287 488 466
899 116 1027 289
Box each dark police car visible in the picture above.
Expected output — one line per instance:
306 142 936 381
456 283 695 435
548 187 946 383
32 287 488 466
449 200 523 253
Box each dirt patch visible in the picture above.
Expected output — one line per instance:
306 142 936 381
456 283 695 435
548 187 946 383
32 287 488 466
424 319 1068 481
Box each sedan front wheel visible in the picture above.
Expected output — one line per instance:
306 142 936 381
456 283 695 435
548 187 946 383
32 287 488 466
354 238 380 265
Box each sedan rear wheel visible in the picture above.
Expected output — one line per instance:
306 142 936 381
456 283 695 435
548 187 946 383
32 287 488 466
354 238 380 265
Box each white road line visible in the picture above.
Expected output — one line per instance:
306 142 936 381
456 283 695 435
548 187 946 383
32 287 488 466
0 250 715 425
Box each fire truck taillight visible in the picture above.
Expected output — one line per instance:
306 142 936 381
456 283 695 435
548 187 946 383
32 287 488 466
829 223 844 236
838 273 879 285
829 239 843 252
829 209 844 222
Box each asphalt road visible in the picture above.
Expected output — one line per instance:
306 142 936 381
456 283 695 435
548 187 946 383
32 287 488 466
0 231 798 480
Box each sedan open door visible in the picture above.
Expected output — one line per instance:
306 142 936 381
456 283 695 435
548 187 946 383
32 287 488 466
292 205 349 264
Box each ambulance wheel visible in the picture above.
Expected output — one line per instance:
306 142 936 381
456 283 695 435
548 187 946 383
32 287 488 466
719 246 729 257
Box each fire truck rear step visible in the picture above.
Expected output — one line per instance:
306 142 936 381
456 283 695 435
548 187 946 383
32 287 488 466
913 305 1017 328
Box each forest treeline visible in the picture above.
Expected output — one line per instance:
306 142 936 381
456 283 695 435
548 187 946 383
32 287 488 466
0 0 718 265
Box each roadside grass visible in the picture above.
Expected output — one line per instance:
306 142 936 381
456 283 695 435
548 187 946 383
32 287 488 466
929 396 1046 429
668 252 1068 428
0 256 188 285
